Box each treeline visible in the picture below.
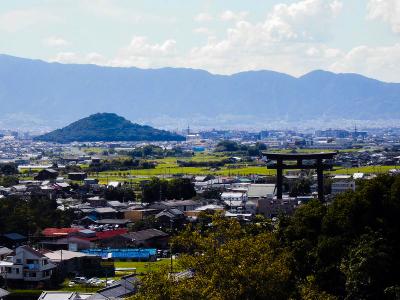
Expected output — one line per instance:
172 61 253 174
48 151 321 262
0 195 75 236
132 175 400 300
215 140 267 156
124 145 192 159
176 158 233 168
141 178 196 203
104 186 136 202
87 159 156 172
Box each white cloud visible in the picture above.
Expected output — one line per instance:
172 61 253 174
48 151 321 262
50 51 107 65
50 52 79 64
45 0 400 82
330 0 343 16
51 36 178 68
329 43 400 82
47 0 345 76
119 36 176 56
367 0 400 33
262 0 343 42
193 27 213 35
43 37 69 47
194 12 213 22
85 52 107 65
180 0 344 74
0 9 60 33
220 10 248 22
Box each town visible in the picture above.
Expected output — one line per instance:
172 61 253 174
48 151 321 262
0 126 400 299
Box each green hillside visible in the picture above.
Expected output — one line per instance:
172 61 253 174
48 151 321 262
34 113 185 143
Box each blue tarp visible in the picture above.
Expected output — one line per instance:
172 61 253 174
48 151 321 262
81 248 157 259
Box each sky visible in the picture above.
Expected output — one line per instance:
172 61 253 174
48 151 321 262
0 0 400 82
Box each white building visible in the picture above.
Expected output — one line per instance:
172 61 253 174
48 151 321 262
331 181 356 195
0 246 56 282
221 192 248 203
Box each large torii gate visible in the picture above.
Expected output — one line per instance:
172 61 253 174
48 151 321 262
264 152 337 201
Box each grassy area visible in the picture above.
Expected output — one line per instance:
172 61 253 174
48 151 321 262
329 165 399 175
90 150 399 183
91 152 275 182
114 258 172 273
7 289 43 299
82 147 105 154
92 166 276 184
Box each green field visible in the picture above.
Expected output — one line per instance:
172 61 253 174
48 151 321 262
89 150 399 184
17 150 398 185
114 258 172 273
329 165 399 175
89 152 277 183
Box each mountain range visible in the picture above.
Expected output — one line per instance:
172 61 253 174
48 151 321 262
34 113 184 143
0 54 399 131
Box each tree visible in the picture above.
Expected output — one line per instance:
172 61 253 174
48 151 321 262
133 175 400 299
135 215 293 300
0 163 18 175
201 187 222 200
289 178 311 197
215 140 241 152
0 175 19 187
104 186 135 202
341 231 395 300
141 178 196 203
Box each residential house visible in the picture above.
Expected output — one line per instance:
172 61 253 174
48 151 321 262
44 250 113 278
0 247 12 261
257 197 298 218
149 200 201 212
0 233 27 248
34 169 59 181
121 229 169 249
0 246 56 285
247 184 276 199
331 181 356 195
124 209 159 222
68 173 87 181
155 209 186 228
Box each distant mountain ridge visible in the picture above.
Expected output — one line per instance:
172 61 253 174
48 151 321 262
34 113 185 143
0 54 399 130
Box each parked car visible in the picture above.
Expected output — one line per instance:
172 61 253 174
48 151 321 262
71 276 87 284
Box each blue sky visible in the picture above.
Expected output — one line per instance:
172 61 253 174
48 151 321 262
0 0 399 81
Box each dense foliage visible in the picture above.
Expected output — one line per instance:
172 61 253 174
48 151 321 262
215 140 267 156
104 186 136 202
141 177 196 203
126 145 191 159
0 163 18 175
0 195 75 235
133 175 400 299
0 175 19 187
34 113 185 143
87 158 156 172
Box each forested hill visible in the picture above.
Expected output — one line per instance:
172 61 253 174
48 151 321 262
34 113 185 143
